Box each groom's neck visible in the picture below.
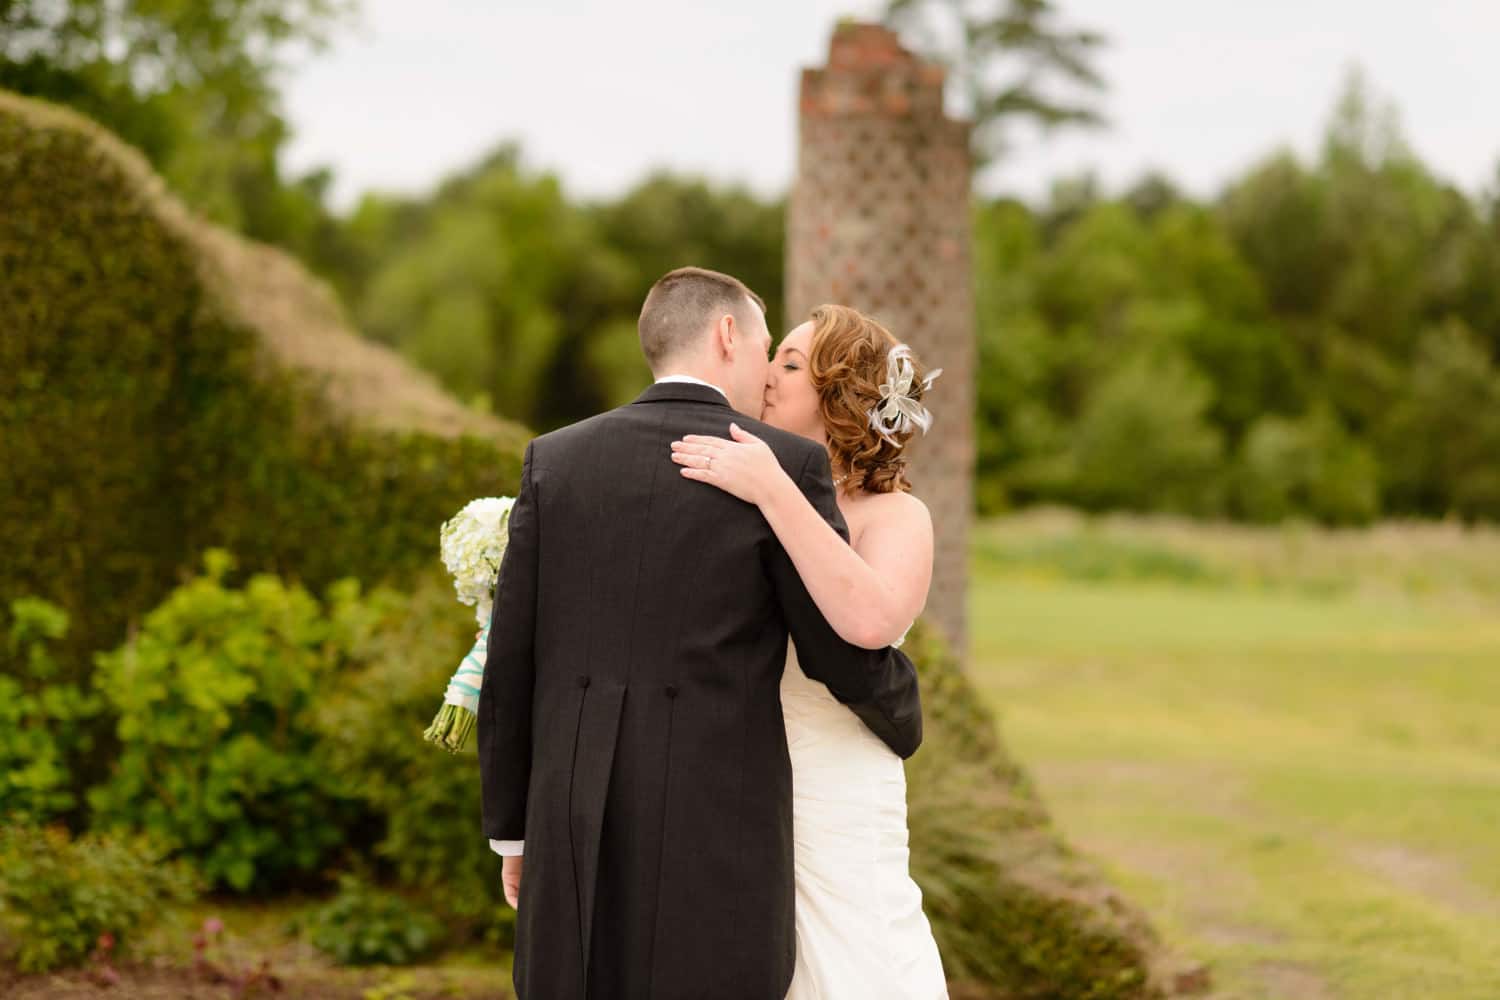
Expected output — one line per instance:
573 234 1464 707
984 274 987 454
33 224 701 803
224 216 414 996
654 367 725 395
653 368 757 418
653 359 720 384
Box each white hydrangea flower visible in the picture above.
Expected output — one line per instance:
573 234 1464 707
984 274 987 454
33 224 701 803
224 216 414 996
439 496 515 622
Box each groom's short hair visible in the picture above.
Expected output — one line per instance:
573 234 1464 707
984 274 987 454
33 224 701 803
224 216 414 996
639 267 766 371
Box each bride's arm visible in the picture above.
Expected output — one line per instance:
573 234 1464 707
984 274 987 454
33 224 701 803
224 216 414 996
760 469 932 649
673 425 933 650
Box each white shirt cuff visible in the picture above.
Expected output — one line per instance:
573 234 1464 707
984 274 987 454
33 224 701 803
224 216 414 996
490 838 524 857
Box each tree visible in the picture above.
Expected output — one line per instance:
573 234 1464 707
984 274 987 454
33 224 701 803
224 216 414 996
592 174 786 337
354 148 633 428
1235 407 1380 524
1 0 354 249
1123 170 1181 221
0 1 349 85
1380 321 1500 520
1067 352 1226 515
884 0 1106 166
348 155 786 432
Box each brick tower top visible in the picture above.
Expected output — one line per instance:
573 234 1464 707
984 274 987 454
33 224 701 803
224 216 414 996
800 22 949 119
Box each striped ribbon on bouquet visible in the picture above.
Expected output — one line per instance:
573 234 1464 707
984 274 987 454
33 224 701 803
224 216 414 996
424 611 490 752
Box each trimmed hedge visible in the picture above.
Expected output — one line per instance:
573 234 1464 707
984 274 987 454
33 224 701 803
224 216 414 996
904 621 1172 999
0 91 527 683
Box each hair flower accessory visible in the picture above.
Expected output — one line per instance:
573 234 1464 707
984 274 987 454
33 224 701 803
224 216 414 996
869 344 942 447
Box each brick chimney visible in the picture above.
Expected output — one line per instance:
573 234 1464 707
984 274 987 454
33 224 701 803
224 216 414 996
788 22 975 655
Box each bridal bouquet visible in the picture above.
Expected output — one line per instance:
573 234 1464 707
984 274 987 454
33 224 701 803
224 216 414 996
422 496 515 753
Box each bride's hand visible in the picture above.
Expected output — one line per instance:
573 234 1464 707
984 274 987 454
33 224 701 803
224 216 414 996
672 423 785 506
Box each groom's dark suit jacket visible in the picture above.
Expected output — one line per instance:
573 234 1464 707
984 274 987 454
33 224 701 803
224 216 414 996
478 380 924 1000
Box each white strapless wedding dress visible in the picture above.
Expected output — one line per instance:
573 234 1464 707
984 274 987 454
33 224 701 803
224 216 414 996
781 640 948 1000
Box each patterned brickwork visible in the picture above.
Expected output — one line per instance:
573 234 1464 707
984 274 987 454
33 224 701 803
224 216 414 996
788 23 975 654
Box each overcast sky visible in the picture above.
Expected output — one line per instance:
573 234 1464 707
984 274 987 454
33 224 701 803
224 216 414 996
281 0 1499 210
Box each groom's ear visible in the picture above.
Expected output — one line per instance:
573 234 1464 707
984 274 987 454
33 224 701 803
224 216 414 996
713 312 738 360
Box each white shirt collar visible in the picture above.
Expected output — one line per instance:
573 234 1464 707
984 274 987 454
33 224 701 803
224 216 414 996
654 374 729 401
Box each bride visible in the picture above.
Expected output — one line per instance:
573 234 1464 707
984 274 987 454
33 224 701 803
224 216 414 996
669 304 948 1000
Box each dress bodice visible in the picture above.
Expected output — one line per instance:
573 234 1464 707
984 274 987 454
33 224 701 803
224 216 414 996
780 638 911 759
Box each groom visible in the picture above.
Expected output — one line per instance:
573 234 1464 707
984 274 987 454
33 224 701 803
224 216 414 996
478 266 923 1000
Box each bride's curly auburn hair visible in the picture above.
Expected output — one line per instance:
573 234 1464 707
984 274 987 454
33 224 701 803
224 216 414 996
806 304 934 495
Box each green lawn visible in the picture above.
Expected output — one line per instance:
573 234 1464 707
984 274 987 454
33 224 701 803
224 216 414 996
967 513 1500 1000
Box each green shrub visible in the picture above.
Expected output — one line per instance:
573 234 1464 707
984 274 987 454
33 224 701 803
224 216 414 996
0 599 102 823
86 549 392 892
295 874 443 966
973 529 1226 587
904 621 1166 999
0 822 199 972
313 569 517 944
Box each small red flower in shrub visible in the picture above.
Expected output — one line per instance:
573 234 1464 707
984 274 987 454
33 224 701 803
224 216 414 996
89 933 120 987
194 918 223 980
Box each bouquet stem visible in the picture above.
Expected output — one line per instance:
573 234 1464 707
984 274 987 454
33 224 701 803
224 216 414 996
423 703 477 753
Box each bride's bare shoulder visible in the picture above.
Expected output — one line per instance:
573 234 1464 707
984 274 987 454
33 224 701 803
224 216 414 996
855 489 932 535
